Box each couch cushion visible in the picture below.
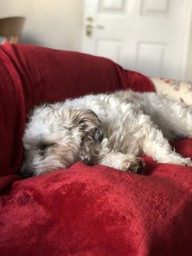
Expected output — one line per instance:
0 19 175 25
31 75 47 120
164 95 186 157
150 77 192 105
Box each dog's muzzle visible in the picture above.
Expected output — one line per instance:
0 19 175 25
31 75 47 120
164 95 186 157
20 167 34 178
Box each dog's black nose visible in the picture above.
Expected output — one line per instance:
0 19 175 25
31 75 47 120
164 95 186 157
20 168 34 178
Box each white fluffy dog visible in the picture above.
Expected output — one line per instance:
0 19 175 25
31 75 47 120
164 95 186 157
21 90 192 177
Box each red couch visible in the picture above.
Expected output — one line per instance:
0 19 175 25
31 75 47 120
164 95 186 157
0 42 192 256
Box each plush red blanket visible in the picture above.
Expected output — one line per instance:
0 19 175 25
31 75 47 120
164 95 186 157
0 42 192 256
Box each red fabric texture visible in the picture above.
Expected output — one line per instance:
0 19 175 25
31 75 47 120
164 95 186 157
0 42 192 256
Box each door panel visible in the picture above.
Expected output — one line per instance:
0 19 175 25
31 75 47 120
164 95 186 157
82 0 192 80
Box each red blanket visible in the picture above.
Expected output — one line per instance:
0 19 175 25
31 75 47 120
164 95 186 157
0 42 192 256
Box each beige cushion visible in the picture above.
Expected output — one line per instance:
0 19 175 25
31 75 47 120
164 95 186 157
149 77 192 105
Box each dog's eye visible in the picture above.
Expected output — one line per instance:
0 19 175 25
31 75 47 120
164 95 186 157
39 143 55 152
63 126 72 131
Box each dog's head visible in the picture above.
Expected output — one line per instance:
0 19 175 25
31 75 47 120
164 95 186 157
21 104 104 177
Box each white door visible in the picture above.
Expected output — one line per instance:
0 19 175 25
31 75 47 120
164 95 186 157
81 0 192 80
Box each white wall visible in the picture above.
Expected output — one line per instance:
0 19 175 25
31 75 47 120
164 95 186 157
0 0 84 50
186 10 192 81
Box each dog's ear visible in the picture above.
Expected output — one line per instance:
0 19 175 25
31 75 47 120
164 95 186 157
72 109 104 165
74 109 104 143
79 126 103 165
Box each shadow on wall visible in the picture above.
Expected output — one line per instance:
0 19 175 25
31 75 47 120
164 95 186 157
21 33 42 46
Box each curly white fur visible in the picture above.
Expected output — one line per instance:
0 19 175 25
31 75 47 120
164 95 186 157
21 90 192 177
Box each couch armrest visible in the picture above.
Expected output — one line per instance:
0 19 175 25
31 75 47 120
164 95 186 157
149 77 192 105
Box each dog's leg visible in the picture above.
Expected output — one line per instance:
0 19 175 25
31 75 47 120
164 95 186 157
170 104 192 139
99 152 145 174
142 93 192 140
142 123 192 166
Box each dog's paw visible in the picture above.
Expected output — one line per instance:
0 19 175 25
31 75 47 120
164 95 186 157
99 152 145 174
123 157 145 174
180 158 192 167
164 155 192 167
